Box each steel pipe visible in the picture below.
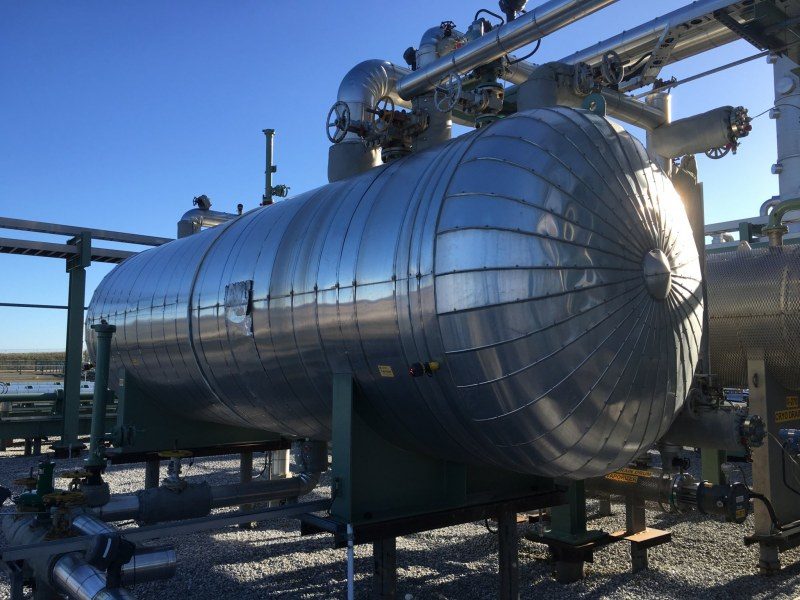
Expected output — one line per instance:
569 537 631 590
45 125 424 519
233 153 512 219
516 62 666 130
396 0 618 99
661 406 751 452
52 553 136 600
176 208 238 238
559 0 740 69
209 472 319 508
120 546 177 587
649 106 738 158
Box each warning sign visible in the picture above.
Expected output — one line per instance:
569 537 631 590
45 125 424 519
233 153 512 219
378 365 395 378
605 472 639 484
617 467 652 478
775 408 800 423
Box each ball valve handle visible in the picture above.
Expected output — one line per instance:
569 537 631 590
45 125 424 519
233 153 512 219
326 101 351 144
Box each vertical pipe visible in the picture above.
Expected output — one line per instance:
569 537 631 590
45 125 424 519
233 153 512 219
87 322 115 468
645 92 672 176
262 128 275 206
346 523 355 600
771 55 800 204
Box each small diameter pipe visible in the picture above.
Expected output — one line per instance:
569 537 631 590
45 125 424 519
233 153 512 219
763 197 800 246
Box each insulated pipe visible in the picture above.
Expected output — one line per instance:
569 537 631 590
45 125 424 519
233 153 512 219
559 0 740 68
660 406 751 452
96 442 326 523
209 472 319 508
51 553 136 600
69 515 178 586
517 62 666 130
649 106 738 158
396 0 618 99
176 208 238 238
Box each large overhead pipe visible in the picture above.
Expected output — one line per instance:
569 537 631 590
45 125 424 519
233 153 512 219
559 0 740 69
396 0 618 99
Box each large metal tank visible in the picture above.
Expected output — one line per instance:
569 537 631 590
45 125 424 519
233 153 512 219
86 107 702 479
707 245 800 391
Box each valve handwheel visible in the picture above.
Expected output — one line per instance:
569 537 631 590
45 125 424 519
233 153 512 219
434 73 462 113
705 145 731 160
601 50 625 86
372 96 395 134
326 101 351 144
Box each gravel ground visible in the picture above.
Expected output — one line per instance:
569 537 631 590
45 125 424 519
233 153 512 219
1 444 799 599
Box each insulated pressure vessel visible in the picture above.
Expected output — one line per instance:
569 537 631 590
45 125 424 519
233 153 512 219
707 244 800 392
86 107 702 479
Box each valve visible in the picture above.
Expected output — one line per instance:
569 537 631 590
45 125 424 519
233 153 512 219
600 50 624 86
371 95 396 135
326 101 351 144
158 449 193 490
434 73 463 113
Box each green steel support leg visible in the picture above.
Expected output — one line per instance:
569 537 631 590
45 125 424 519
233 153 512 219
550 481 588 539
550 482 593 583
86 321 115 469
498 504 519 600
57 232 91 456
372 537 397 600
701 448 726 484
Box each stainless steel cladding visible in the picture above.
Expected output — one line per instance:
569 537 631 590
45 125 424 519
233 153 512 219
707 245 800 391
86 107 702 479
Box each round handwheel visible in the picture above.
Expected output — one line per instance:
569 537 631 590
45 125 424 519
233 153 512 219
326 101 351 143
157 449 193 459
600 50 625 86
705 145 731 160
372 96 395 134
434 73 462 113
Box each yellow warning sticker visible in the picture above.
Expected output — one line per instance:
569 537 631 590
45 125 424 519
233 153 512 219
788 396 799 409
378 365 395 378
617 467 652 478
736 508 747 520
775 408 800 423
605 472 639 484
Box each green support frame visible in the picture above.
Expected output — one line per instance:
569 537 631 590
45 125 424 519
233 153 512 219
330 373 557 526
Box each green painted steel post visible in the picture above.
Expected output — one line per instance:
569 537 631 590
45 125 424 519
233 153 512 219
550 481 587 538
86 321 115 468
57 231 91 455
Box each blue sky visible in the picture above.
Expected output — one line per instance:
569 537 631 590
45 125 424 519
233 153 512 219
0 1 780 351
